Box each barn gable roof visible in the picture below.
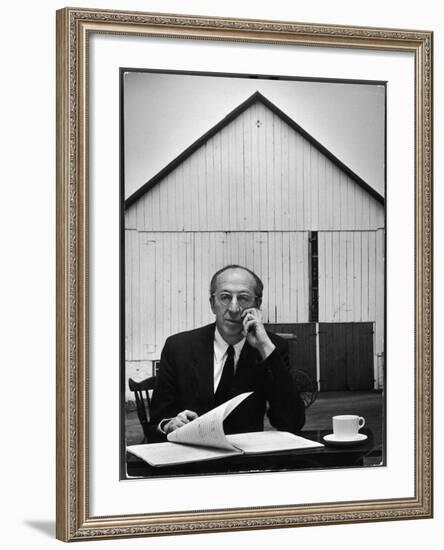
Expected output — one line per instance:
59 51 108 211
125 91 384 209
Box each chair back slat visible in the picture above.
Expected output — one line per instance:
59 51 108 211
128 376 156 442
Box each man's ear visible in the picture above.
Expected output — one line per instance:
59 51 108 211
256 297 262 309
209 295 216 314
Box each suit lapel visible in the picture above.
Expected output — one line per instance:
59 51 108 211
190 324 216 410
189 327 260 409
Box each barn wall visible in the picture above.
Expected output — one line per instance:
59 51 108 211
125 99 385 390
126 102 384 233
125 226 384 375
318 228 385 383
125 230 310 362
318 229 384 323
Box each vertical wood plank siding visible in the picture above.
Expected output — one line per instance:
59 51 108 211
125 100 385 374
128 102 384 233
125 231 310 360
318 229 385 365
125 225 387 371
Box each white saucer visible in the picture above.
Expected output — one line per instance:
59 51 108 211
323 433 368 446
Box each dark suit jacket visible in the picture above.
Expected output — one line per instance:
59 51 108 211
147 323 305 442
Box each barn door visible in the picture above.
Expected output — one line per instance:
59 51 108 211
319 322 374 391
266 323 317 381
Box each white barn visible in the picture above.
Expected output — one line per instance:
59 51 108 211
124 91 385 396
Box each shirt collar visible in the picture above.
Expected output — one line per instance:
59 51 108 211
214 326 246 361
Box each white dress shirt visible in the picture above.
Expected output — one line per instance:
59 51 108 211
213 327 246 392
158 328 246 433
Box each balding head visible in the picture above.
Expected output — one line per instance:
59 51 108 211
209 265 263 304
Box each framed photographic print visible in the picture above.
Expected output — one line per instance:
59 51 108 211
56 7 433 541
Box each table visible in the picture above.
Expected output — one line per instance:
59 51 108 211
125 429 383 479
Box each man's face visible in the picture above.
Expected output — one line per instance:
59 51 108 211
210 268 259 344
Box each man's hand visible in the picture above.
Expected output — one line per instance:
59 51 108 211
163 410 198 434
241 308 276 359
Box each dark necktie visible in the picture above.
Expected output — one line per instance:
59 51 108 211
215 345 235 405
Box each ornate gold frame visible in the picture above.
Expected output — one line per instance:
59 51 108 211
56 7 433 541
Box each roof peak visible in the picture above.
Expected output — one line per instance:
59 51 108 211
125 91 384 208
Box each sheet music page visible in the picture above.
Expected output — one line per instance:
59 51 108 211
226 431 324 454
127 442 240 467
167 392 252 450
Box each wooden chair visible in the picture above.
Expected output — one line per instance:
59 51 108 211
292 369 319 408
128 376 156 443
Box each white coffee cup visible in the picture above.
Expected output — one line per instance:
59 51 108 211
332 415 365 439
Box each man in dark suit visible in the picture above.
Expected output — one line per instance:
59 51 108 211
148 265 305 441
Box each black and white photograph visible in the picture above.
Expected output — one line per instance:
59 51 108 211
121 70 386 479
